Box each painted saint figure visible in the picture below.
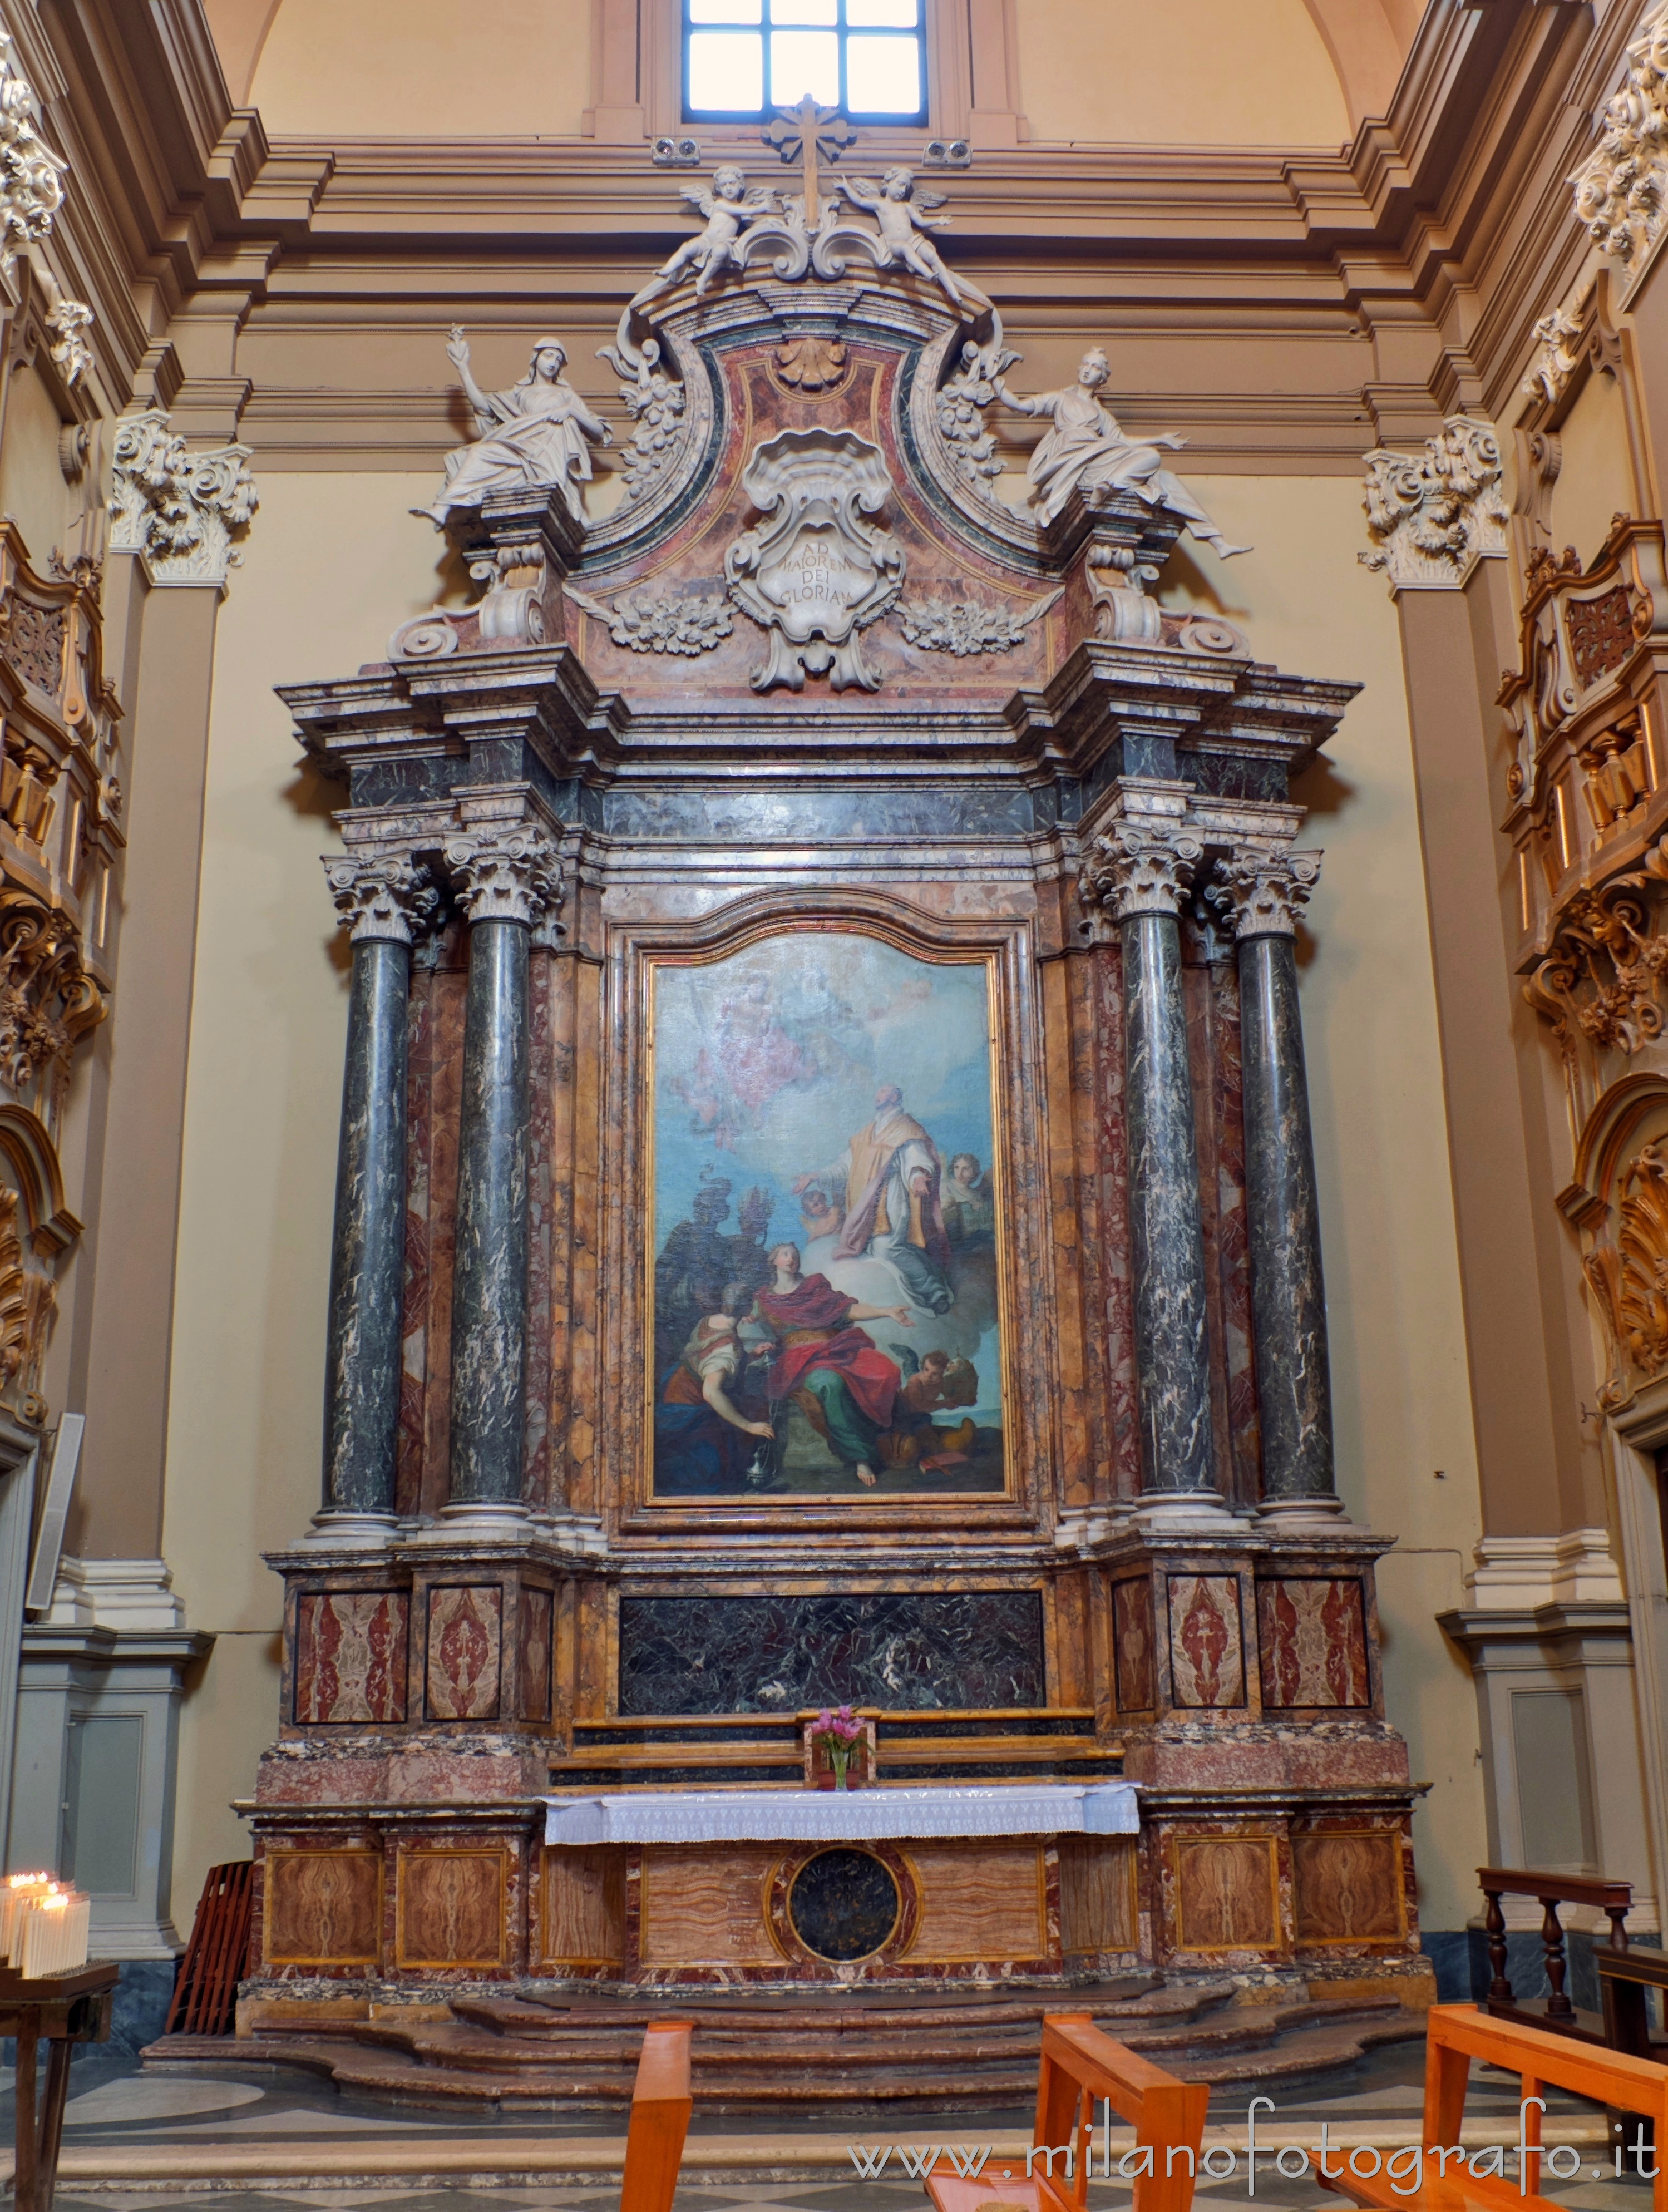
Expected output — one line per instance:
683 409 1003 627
995 347 1250 552
751 1243 912 1487
417 330 611 529
654 1290 776 1496
794 1082 954 1314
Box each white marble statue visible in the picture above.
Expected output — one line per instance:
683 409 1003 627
416 329 611 528
835 168 985 313
995 347 1249 553
636 165 780 305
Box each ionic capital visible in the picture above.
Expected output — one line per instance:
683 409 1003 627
324 855 439 946
1212 850 1322 940
1082 826 1205 922
444 824 562 928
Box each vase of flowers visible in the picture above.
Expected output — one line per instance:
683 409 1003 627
811 1705 863 1790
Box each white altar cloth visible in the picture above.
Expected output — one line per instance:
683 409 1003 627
541 1781 1140 1848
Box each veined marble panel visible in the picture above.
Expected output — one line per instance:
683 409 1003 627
618 1592 1046 1715
1257 1577 1369 1708
426 1584 502 1720
1166 1575 1246 1709
1111 1577 1156 1712
293 1593 407 1725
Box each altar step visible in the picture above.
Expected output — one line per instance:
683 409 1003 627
148 1979 1422 2110
547 1707 1123 1791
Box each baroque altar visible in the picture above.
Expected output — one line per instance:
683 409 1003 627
241 116 1428 2028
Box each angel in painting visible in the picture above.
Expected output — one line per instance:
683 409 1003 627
835 167 988 313
635 164 779 305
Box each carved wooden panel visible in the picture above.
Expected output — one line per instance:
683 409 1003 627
1171 1835 1278 1950
293 1592 408 1725
425 1585 502 1721
264 1849 382 1966
638 1845 779 1967
907 1843 1046 1962
539 1846 625 1966
1167 1575 1246 1707
1256 1578 1370 1708
521 1587 554 1723
1057 1835 1137 1953
394 1848 507 1967
1292 1830 1404 1943
1112 1578 1155 1712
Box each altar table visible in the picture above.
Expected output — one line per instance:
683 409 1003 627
542 1780 1141 1846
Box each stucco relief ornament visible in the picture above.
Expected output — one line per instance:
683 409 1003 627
896 587 1059 656
1523 287 1591 405
417 329 611 531
1571 0 1668 274
1359 416 1507 590
1081 826 1205 921
1585 1139 1668 1401
724 427 905 692
596 322 687 502
41 282 92 389
566 582 733 656
0 34 67 275
995 350 1250 554
444 825 562 929
108 409 258 587
323 856 439 946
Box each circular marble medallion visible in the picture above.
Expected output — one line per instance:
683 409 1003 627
787 1845 901 1961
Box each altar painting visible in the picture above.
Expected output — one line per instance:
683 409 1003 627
649 931 1007 1500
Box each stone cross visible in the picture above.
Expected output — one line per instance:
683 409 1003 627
763 96 857 229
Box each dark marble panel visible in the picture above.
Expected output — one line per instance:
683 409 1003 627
1184 753 1294 805
617 1591 1047 1714
789 1847 901 1961
599 786 1039 842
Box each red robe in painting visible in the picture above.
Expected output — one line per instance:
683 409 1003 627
754 1273 900 1428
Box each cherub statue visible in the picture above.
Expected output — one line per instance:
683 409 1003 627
415 328 611 528
835 167 987 313
634 164 780 305
995 345 1250 555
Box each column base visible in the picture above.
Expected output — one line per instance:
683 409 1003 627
1257 1493 1351 1527
1132 1490 1241 1530
295 1510 398 1549
417 1499 534 1542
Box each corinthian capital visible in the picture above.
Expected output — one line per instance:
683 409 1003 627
109 409 258 589
324 856 439 946
1212 851 1322 940
1082 826 1205 921
445 824 562 927
1359 416 1507 592
0 33 67 275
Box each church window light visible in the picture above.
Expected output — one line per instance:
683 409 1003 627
683 0 925 125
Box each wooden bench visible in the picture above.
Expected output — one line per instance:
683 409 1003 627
1315 2004 1668 2212
925 2012 1208 2212
619 2020 693 2212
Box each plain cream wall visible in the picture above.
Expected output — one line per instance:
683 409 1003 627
1549 368 1639 569
163 473 448 1903
1013 0 1350 146
250 0 592 136
1164 480 1488 1936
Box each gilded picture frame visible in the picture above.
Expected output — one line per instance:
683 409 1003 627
643 921 1016 1505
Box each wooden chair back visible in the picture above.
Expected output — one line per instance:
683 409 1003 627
619 2020 693 2212
1033 2013 1210 2212
1317 2005 1668 2212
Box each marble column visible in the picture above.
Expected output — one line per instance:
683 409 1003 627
1087 826 1218 1504
318 856 436 1539
1216 851 1339 1515
443 825 561 1522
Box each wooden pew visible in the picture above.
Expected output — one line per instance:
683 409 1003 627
619 2020 694 2212
924 2012 1209 2212
1315 2004 1668 2212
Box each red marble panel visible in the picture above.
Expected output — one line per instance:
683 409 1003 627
521 1587 554 1722
426 1584 502 1720
293 1592 408 1725
1257 1577 1370 1709
1167 1574 1245 1708
1111 1577 1156 1712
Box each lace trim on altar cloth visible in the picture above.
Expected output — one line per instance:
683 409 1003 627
541 1780 1140 1846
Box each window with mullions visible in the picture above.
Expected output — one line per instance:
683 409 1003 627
684 0 926 127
